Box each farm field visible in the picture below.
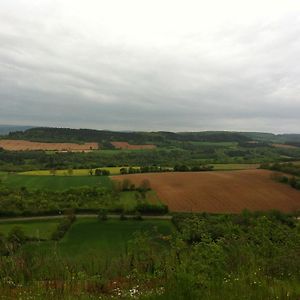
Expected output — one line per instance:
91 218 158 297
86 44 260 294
0 219 60 239
272 143 299 149
211 163 259 170
19 166 140 176
18 163 258 177
1 174 112 190
25 218 173 258
112 169 300 213
0 139 98 151
111 141 156 150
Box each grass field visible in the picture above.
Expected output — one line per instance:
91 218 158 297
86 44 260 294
1 174 112 190
25 218 173 258
0 219 60 239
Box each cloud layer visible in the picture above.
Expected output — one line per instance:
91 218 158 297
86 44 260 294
1 0 300 133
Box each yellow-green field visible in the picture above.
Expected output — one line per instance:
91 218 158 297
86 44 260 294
19 166 140 176
18 164 260 176
211 163 259 170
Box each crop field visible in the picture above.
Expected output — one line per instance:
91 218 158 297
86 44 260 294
1 174 112 190
0 139 98 151
111 141 156 150
112 170 300 213
0 219 60 239
20 166 140 176
212 163 259 170
272 143 299 149
25 218 173 258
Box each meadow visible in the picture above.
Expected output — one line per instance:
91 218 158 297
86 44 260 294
0 219 60 239
24 218 174 258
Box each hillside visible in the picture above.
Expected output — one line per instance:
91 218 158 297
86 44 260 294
4 127 252 144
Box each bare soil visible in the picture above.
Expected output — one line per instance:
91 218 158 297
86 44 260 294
111 141 156 150
0 139 98 151
112 170 300 213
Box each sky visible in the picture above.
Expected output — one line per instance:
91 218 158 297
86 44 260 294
0 0 300 133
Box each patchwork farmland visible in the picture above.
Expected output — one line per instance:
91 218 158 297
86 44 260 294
113 169 300 213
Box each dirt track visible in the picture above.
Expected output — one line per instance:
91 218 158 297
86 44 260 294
0 139 98 151
112 170 300 213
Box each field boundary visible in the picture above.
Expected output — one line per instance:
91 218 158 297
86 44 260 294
0 214 172 223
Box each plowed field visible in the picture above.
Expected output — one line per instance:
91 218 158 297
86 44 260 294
112 170 300 213
0 139 98 151
111 141 156 150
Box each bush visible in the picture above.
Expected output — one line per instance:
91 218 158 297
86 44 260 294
51 214 76 241
136 203 168 215
120 211 127 220
98 209 108 221
133 211 143 221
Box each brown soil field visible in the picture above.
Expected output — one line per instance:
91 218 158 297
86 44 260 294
272 143 299 149
112 170 300 213
0 139 99 151
111 141 156 150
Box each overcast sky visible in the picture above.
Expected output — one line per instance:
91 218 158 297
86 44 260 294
0 0 300 133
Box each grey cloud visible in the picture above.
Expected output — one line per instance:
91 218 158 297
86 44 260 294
0 1 300 133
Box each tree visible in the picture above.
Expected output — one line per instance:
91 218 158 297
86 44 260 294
138 179 151 192
49 169 57 176
120 167 128 175
122 179 132 191
7 227 26 250
98 209 108 221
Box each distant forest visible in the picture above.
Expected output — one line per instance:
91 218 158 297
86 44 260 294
3 126 300 145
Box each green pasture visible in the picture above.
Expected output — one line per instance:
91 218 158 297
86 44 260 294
0 219 60 239
1 174 112 190
25 218 173 258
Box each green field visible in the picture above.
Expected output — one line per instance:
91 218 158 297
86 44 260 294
1 174 112 190
0 219 60 239
25 218 173 258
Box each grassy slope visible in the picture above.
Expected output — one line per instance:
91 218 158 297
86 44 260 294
0 219 60 239
1 174 112 190
25 219 173 258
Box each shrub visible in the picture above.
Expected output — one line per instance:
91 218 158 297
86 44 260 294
98 209 108 221
51 214 76 241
